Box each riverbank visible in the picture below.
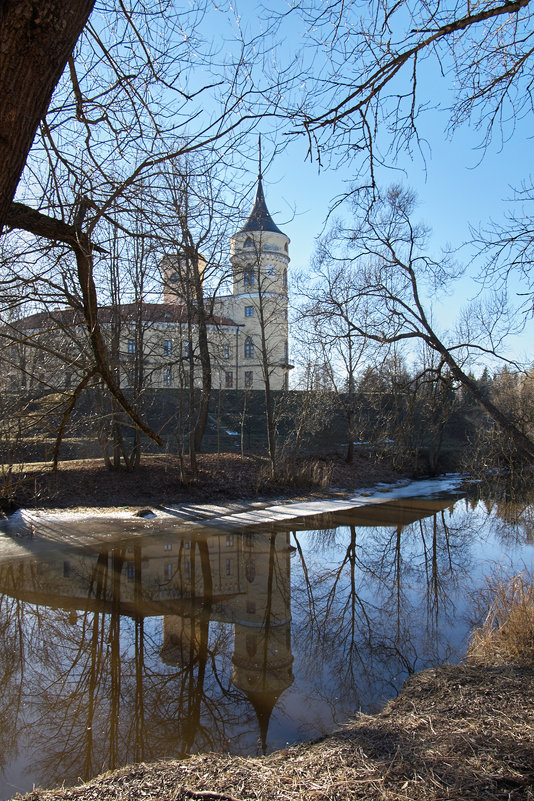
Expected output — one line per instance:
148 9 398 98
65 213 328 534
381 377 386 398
0 452 404 514
14 660 534 801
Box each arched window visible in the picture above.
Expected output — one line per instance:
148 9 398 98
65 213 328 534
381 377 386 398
244 337 254 359
283 268 287 289
244 236 254 248
244 269 254 286
265 264 275 277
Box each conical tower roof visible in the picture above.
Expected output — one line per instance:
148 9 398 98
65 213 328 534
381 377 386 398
239 177 285 236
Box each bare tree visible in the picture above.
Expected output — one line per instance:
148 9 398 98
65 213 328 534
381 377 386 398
311 184 534 460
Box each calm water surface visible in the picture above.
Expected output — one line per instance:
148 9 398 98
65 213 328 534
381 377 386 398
0 485 533 798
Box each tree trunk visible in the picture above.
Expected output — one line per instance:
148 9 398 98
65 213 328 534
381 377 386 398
0 0 96 232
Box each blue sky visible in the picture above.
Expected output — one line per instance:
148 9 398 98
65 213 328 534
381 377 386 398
220 3 534 370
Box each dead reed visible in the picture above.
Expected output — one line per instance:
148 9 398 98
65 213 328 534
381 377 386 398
468 571 534 665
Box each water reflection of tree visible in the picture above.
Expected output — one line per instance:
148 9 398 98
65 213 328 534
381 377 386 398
0 591 26 776
468 481 534 545
291 506 473 713
3 535 251 791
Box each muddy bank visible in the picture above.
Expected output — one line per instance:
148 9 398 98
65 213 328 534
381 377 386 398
0 453 405 513
14 661 534 801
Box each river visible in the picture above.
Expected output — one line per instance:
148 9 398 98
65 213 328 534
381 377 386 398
0 478 532 799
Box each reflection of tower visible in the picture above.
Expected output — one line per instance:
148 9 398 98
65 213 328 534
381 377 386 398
231 530 294 753
160 614 203 666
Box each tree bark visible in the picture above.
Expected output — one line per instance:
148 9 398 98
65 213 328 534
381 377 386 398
0 0 96 232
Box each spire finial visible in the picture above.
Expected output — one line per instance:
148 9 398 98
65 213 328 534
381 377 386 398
258 134 262 181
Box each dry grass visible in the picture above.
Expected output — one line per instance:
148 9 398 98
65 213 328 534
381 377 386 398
15 663 534 801
0 453 404 512
468 572 534 665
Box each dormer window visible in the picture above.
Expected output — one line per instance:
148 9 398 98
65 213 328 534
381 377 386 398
244 237 254 248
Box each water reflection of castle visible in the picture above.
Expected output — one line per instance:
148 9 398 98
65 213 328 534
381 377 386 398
0 525 295 751
0 496 466 753
158 529 294 749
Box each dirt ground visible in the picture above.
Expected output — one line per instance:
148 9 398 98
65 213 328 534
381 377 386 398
15 661 534 801
0 452 404 512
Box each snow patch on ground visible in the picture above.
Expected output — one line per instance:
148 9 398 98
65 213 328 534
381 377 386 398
0 475 466 543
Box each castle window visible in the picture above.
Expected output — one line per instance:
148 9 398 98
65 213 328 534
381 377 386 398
245 306 254 317
283 268 287 289
264 243 279 251
163 339 172 356
266 264 275 277
169 272 180 282
225 371 233 388
226 535 233 546
284 341 288 361
128 339 136 354
127 563 135 581
244 337 254 358
183 341 190 357
163 367 172 386
245 371 253 388
244 237 254 248
244 269 254 286
223 344 230 359
226 559 232 576
245 558 256 582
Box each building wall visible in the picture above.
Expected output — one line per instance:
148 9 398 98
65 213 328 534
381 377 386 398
213 227 290 391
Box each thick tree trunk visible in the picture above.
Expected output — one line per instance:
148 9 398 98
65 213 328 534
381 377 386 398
0 0 96 232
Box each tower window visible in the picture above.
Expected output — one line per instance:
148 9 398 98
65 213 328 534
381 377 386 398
245 371 253 388
184 341 190 357
244 269 254 286
244 237 254 248
245 306 254 317
266 264 275 277
163 367 172 386
128 339 136 354
169 272 179 283
163 339 172 356
283 269 287 289
222 343 230 359
225 371 233 388
244 337 254 358
284 341 288 361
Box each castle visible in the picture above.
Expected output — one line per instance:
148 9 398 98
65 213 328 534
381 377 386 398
161 170 291 392
2 172 290 396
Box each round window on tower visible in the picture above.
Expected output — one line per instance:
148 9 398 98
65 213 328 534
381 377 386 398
169 272 179 282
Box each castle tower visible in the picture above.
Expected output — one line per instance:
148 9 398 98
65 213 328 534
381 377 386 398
228 159 291 391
